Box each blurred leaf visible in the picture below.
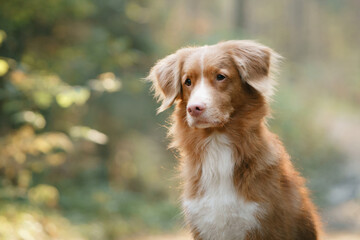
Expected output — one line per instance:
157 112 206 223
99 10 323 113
18 170 32 189
28 184 59 208
10 70 27 86
0 59 9 76
33 136 53 154
56 86 90 108
13 111 46 129
46 153 66 166
56 92 73 108
72 86 90 105
69 126 108 144
30 162 46 173
0 29 6 46
88 72 122 93
36 132 74 153
33 91 53 109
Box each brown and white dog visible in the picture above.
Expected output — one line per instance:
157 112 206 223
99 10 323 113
147 40 321 240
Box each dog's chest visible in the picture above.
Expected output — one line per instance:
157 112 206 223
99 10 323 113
183 134 262 240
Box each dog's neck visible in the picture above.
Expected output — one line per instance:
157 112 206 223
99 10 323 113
171 110 279 199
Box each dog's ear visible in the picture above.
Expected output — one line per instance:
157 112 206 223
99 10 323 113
147 49 190 113
224 40 281 100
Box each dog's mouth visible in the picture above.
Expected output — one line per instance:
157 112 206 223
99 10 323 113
187 115 228 129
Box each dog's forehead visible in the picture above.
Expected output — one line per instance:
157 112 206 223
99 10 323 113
183 46 231 73
182 47 207 71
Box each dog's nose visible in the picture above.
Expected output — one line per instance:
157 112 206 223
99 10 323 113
187 104 205 117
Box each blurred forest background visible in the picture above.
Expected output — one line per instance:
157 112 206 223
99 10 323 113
0 0 359 239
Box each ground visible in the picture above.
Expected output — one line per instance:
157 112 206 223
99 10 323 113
129 231 360 240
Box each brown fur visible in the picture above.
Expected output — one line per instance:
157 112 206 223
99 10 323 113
147 40 322 240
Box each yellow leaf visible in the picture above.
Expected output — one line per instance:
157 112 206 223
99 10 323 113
0 59 9 77
46 153 66 166
33 91 53 109
56 92 73 108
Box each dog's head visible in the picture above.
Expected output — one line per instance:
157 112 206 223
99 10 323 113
148 40 281 128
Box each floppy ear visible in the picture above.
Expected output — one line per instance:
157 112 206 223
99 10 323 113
147 50 186 113
225 40 281 100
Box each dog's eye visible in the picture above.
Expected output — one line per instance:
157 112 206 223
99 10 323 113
216 74 226 81
185 78 192 86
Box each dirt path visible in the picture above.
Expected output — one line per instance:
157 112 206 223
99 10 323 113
129 231 360 240
326 233 360 240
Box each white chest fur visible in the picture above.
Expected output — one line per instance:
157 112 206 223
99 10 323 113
183 134 262 240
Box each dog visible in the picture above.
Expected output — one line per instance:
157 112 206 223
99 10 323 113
147 40 321 240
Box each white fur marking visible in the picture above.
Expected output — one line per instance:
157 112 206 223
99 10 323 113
200 46 206 82
183 134 262 240
188 80 212 107
189 46 211 107
187 47 216 127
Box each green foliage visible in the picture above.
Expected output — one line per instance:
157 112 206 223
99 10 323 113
0 0 170 236
269 82 345 207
